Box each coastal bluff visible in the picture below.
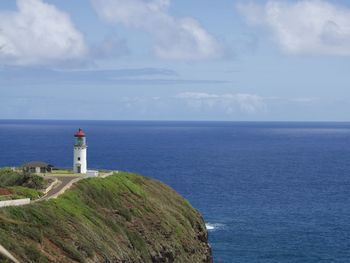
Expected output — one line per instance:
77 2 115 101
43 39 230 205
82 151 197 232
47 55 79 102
0 172 211 263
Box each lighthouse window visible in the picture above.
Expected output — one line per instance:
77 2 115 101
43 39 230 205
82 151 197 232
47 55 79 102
78 157 81 161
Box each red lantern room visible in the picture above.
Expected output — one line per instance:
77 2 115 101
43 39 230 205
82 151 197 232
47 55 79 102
74 128 86 138
74 128 86 146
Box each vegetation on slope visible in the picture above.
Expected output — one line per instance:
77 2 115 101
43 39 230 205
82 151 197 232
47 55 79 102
0 168 44 200
0 168 44 189
0 172 211 263
0 186 43 201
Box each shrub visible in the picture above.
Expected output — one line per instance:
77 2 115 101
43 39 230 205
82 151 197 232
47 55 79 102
22 174 44 190
0 168 23 187
0 168 44 190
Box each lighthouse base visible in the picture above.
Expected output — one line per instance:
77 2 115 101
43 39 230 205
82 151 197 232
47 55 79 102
73 146 87 174
74 164 87 174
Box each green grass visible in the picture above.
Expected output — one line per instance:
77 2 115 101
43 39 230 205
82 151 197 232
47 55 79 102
9 186 43 200
0 172 209 263
47 173 82 177
0 168 44 189
0 196 12 201
0 168 24 187
0 167 44 201
51 170 74 174
0 255 12 263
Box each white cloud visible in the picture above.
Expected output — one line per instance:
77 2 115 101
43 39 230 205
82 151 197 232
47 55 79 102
237 0 350 56
0 0 87 66
91 0 223 60
176 92 266 114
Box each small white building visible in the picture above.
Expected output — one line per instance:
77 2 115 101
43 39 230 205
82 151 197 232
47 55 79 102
73 128 87 174
22 161 53 174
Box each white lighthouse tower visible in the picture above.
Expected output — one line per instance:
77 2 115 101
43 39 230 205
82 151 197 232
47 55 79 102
73 128 87 174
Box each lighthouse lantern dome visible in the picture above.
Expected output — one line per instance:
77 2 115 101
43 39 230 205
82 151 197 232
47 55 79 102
74 128 86 146
74 128 86 138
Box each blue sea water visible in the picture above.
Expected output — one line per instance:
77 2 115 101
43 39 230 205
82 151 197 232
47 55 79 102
1 120 350 262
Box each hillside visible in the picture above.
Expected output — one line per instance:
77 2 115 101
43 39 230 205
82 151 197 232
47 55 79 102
0 172 212 263
0 168 45 201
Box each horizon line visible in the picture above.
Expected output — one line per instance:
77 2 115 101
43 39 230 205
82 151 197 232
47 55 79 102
0 119 350 123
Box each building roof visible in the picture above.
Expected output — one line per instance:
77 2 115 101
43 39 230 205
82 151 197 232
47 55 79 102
74 128 86 138
21 161 52 168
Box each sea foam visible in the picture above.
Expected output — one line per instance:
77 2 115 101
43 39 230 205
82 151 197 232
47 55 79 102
205 223 224 231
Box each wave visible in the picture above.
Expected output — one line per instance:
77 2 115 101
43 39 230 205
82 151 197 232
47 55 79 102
205 223 225 231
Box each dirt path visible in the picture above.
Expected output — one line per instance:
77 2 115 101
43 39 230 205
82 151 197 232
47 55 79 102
41 176 83 200
42 172 115 199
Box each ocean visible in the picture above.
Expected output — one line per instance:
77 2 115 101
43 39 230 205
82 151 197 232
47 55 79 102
1 120 350 262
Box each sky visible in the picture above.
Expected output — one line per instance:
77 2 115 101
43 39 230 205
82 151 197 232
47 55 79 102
1 0 350 121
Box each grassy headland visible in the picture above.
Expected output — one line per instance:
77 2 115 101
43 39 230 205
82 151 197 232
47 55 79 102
0 172 211 262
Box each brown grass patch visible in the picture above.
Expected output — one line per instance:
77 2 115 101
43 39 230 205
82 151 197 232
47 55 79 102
0 188 12 196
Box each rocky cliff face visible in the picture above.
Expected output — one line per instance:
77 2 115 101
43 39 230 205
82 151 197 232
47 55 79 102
0 173 212 263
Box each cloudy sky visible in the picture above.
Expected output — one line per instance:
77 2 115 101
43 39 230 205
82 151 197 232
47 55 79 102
1 0 350 121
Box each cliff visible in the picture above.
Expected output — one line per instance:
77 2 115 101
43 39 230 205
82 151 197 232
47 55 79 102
0 173 212 263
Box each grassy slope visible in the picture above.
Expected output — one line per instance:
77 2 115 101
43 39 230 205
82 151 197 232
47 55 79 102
0 186 43 201
0 168 46 198
0 173 211 263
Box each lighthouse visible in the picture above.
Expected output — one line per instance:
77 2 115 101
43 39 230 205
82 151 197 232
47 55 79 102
73 128 87 174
